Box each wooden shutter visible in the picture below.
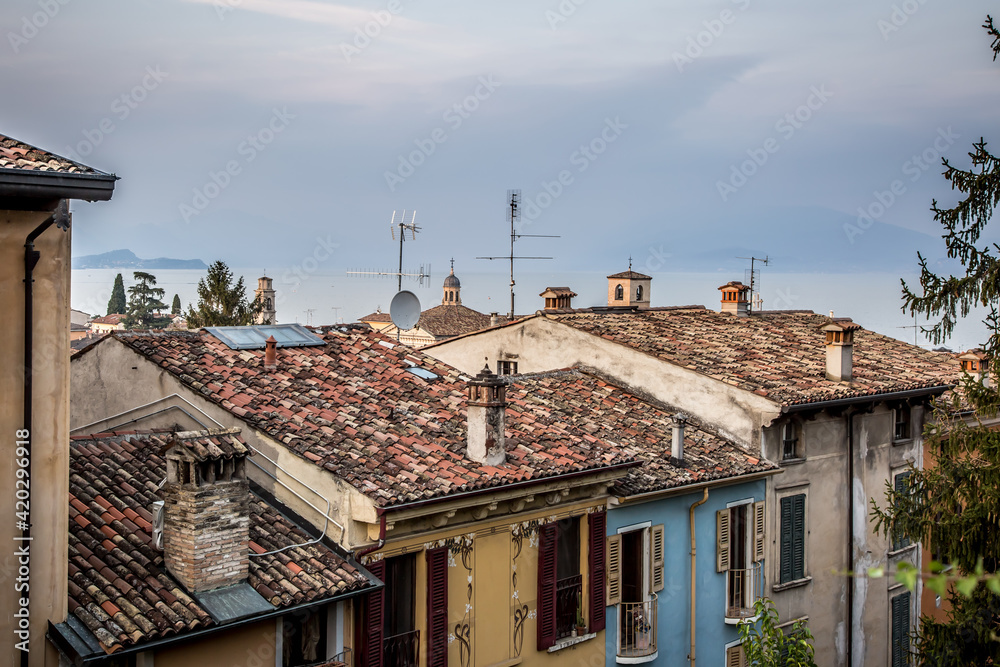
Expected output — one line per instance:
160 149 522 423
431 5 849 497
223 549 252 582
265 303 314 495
753 501 766 563
650 524 665 593
536 522 559 651
894 473 912 550
891 592 911 667
606 534 622 606
717 509 730 572
726 643 745 667
588 512 607 632
780 496 794 583
791 495 805 581
363 559 386 667
426 548 449 667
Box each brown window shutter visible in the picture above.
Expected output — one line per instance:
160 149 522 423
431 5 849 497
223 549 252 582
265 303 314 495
536 522 559 650
426 548 449 667
650 524 665 592
588 512 607 632
363 559 386 667
754 501 766 563
726 643 745 667
606 534 622 606
717 509 731 573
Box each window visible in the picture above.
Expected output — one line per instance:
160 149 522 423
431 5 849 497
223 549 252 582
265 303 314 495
607 523 663 659
893 472 912 551
538 512 607 650
718 501 765 619
358 554 419 667
779 494 806 583
497 360 518 375
725 642 746 667
635 285 643 301
781 422 800 461
891 591 911 667
282 606 327 666
615 284 624 300
894 407 911 442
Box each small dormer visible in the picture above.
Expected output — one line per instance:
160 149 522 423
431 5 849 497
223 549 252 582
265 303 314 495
540 287 577 311
718 281 750 317
818 317 862 382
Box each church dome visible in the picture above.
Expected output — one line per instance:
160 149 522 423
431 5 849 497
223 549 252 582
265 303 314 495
443 270 461 288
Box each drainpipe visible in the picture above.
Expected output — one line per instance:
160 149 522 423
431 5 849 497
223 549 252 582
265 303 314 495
689 488 709 667
845 405 872 667
22 201 70 667
355 510 387 560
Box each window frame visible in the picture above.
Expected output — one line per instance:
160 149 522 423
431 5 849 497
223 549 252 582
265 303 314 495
780 421 802 462
893 406 912 443
892 472 913 551
778 493 806 584
891 591 911 667
615 284 624 301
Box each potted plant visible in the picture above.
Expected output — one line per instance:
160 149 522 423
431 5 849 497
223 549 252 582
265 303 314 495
575 606 587 636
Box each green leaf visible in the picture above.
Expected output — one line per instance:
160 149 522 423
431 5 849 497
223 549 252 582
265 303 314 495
926 573 950 596
987 574 1000 595
955 574 979 597
867 566 884 579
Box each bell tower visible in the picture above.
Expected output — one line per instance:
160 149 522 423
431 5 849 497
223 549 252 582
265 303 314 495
255 275 276 324
442 259 462 306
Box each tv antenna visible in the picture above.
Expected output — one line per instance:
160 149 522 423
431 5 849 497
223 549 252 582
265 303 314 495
346 210 432 290
304 308 316 326
477 189 558 319
897 311 922 346
738 255 769 314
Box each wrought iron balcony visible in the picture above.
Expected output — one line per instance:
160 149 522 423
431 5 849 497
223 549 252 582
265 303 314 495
383 630 420 667
726 561 763 620
617 594 658 661
555 574 583 639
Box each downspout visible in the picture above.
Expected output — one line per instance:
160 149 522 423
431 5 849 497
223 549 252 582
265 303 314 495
845 405 872 667
689 488 709 667
355 510 387 560
22 201 70 667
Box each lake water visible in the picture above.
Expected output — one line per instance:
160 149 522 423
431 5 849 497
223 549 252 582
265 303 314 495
71 268 992 353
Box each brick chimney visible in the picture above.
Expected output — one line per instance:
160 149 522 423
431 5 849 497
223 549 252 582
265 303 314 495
160 428 251 593
467 364 507 466
264 335 277 370
540 287 577 311
819 318 861 382
719 281 750 317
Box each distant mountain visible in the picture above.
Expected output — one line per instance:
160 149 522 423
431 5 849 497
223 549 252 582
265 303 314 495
73 249 207 270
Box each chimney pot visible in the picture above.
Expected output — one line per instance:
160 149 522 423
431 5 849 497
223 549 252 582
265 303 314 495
467 365 507 466
671 414 687 462
819 319 858 382
719 281 750 317
264 335 277 370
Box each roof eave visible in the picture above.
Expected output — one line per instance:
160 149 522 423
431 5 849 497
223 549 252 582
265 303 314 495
0 169 117 202
781 384 955 413
612 467 782 505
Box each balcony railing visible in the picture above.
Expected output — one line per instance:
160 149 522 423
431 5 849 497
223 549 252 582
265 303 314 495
555 574 583 639
617 594 658 660
726 561 763 620
383 630 420 667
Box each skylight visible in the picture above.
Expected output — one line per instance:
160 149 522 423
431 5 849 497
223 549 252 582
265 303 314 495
205 324 325 350
406 367 439 381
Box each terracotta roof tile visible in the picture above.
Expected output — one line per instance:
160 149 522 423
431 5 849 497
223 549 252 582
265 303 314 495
68 431 371 654
0 134 104 174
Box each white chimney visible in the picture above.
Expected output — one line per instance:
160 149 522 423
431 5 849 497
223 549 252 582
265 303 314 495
467 365 507 466
671 414 687 462
819 318 860 382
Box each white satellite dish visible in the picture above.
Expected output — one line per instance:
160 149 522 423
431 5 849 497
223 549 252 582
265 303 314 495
390 290 421 330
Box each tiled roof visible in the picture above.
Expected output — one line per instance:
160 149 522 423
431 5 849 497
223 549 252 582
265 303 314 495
167 428 249 461
105 329 634 507
414 304 498 338
0 134 102 174
540 287 578 297
359 310 392 323
92 314 125 325
68 430 371 654
507 371 776 496
607 270 651 280
550 308 959 406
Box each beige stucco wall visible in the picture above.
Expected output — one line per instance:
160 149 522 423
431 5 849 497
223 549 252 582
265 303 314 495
0 209 71 667
425 316 782 451
153 619 276 667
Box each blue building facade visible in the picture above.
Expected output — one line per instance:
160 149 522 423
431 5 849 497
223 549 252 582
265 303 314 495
604 478 768 666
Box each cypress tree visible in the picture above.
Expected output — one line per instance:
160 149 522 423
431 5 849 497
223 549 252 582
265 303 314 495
107 273 126 315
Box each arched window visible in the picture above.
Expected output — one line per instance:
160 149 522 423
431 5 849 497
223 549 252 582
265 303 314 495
615 284 624 301
265 298 272 310
636 285 644 301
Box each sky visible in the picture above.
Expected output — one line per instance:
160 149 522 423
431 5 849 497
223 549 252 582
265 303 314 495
3 0 999 296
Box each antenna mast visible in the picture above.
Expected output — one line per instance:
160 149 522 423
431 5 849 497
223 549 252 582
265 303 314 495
477 189 558 319
737 255 769 314
346 210 432 287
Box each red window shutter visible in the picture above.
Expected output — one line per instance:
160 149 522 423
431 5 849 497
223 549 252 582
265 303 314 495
588 512 607 633
536 522 559 650
426 548 449 667
364 559 385 667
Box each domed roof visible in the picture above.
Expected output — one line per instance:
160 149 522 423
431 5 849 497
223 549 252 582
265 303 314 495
443 269 461 288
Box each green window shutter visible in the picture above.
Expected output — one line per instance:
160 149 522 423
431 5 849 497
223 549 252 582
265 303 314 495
780 494 806 583
893 473 912 550
891 591 911 667
780 497 794 583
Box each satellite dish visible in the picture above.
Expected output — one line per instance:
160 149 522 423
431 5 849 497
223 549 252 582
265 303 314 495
390 290 421 330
